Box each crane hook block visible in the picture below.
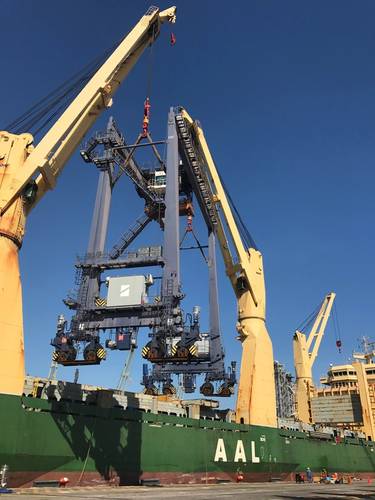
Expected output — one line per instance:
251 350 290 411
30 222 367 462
142 97 151 137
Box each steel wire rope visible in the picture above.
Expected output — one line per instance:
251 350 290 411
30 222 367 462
4 40 120 135
295 302 323 333
146 24 157 100
225 186 258 251
216 166 258 251
9 74 91 133
197 136 258 253
332 301 342 349
19 69 105 136
13 75 93 135
190 229 208 262
179 227 207 263
5 44 116 131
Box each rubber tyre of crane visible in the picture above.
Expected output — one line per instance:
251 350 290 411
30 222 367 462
162 384 176 396
84 349 97 362
148 347 160 360
200 382 214 397
176 346 189 358
218 384 234 397
57 351 69 363
67 347 77 361
144 386 158 396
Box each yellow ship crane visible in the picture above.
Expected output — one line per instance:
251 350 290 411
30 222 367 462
293 292 336 423
176 108 277 427
0 6 176 396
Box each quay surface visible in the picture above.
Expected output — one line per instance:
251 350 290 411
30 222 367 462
10 482 375 499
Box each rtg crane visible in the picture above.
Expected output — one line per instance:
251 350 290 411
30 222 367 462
0 6 176 396
293 292 336 423
54 110 236 397
174 108 277 427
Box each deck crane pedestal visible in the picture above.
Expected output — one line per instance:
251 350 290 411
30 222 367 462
293 292 336 423
0 6 176 396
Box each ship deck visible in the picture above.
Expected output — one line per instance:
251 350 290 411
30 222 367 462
12 482 375 499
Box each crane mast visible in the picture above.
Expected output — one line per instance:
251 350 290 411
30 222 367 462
177 109 277 427
293 291 336 423
0 6 176 396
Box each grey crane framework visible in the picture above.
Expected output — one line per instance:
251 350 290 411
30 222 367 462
51 107 236 397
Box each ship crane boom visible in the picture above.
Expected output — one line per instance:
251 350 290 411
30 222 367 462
177 108 277 427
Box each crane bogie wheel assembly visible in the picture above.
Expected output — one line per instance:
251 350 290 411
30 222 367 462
53 348 77 364
83 344 106 362
200 382 214 397
162 383 176 396
176 346 189 358
144 386 158 396
148 347 161 360
218 384 234 397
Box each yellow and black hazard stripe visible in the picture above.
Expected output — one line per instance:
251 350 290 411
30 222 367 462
96 347 106 360
171 345 178 356
142 345 150 359
95 297 107 307
52 351 59 361
189 344 198 357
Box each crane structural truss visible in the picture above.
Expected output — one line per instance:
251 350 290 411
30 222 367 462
293 291 336 423
0 6 176 396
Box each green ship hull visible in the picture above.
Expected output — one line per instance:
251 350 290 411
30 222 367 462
1 393 375 487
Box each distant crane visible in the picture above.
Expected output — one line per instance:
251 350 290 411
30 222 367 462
293 292 336 423
353 337 375 363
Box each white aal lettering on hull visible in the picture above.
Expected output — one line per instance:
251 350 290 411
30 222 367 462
214 438 227 462
214 438 260 463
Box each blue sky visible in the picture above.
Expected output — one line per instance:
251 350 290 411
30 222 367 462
2 1 375 404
